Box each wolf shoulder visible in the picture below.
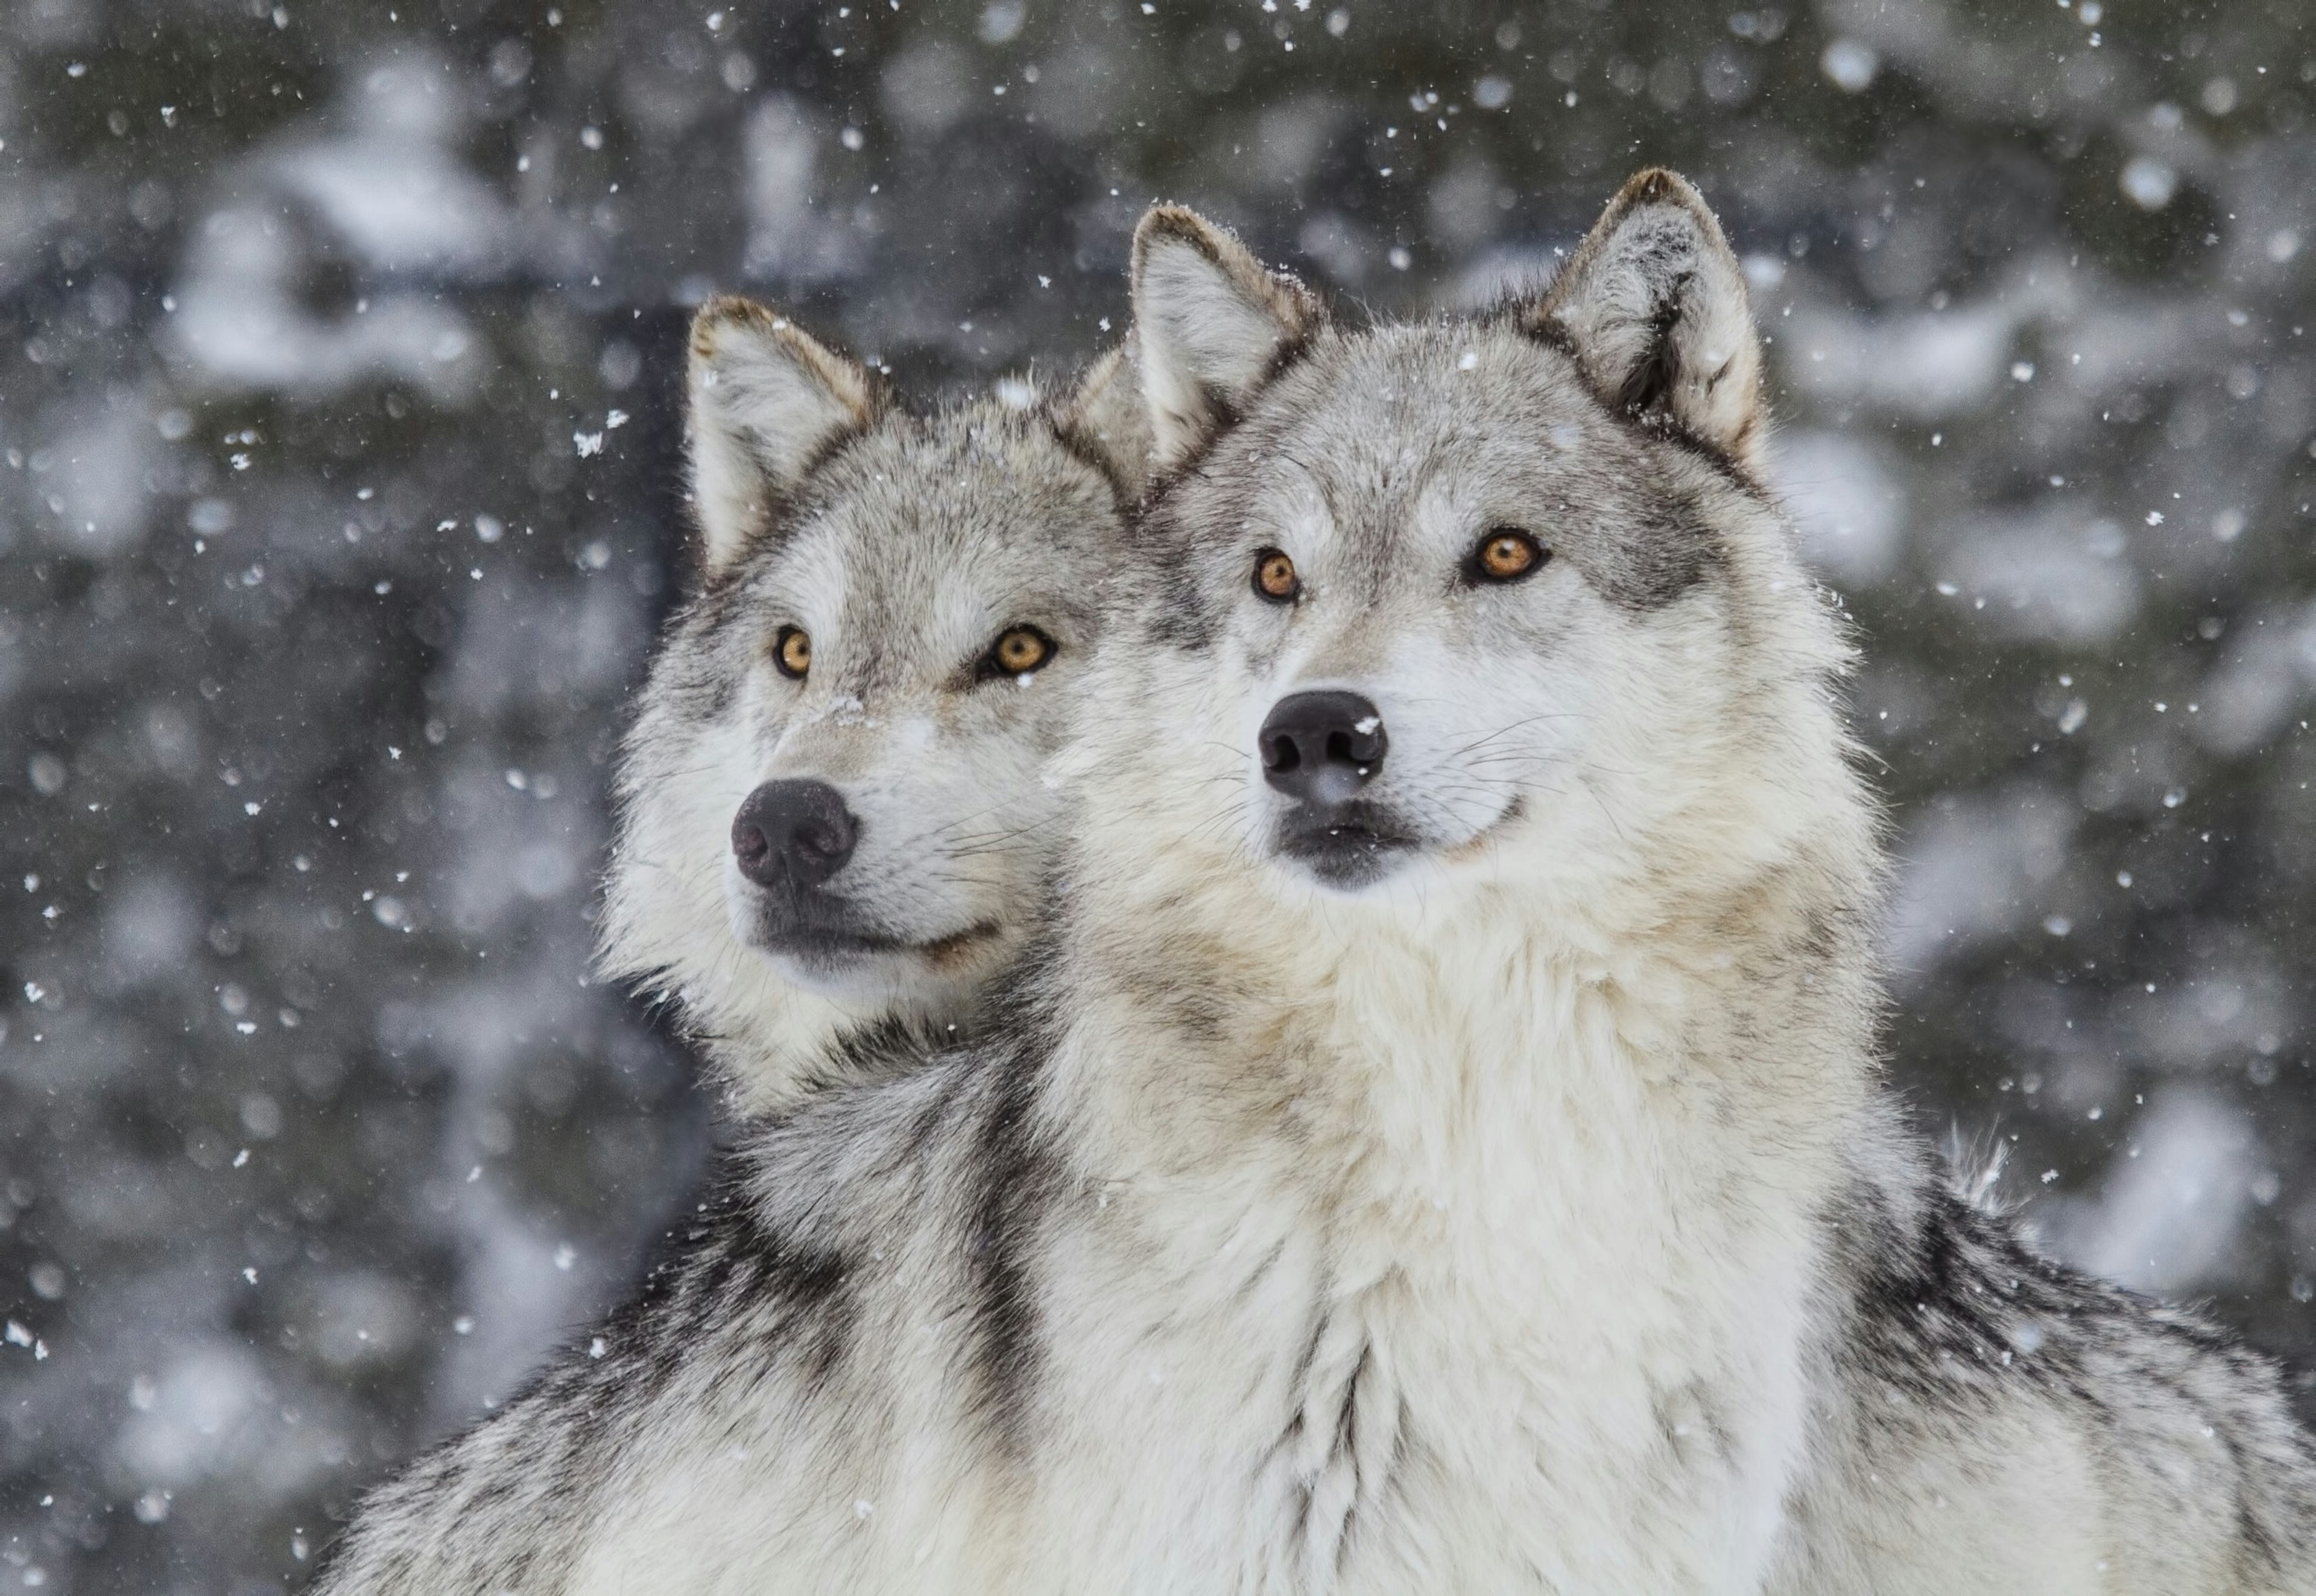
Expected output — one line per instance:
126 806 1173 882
308 1048 1019 1594
1770 1172 2316 1594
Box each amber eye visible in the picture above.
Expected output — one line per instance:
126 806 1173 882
1472 528 1547 583
986 625 1054 679
1253 548 1299 603
773 625 812 679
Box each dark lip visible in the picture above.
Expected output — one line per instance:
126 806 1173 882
1271 795 1526 888
745 890 1004 967
1273 802 1423 888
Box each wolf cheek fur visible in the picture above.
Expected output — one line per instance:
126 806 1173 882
596 300 1148 1118
315 174 2316 1594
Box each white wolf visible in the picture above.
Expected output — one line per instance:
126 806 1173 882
316 174 2316 1594
600 295 1145 1114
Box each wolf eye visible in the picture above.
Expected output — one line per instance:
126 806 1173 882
984 625 1055 679
1253 548 1300 603
1470 528 1548 583
773 626 811 679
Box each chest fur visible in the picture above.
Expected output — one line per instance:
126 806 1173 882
1027 950 1829 1592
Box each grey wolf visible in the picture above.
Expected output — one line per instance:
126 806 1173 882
317 174 2316 1594
597 296 1145 1116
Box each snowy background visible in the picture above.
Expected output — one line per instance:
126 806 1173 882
2 0 2313 1586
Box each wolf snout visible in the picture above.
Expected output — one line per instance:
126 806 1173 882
1261 691 1387 808
732 779 860 888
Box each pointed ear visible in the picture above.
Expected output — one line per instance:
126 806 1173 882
1129 205 1322 472
686 296 877 577
1051 343 1151 501
1531 169 1766 472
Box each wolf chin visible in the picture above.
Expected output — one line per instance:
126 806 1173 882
317 173 2316 1594
599 297 1145 1115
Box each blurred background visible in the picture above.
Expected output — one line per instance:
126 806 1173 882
1 0 2312 1586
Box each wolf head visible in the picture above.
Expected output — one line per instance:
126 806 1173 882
602 297 1145 1113
1072 171 1870 973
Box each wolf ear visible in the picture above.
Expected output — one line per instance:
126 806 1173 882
1052 343 1152 502
686 296 878 577
1531 169 1765 472
1130 205 1322 472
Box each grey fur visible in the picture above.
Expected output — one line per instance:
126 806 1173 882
317 174 2316 1595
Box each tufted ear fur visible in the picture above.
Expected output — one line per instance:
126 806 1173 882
1051 343 1153 502
1129 205 1323 473
686 296 878 577
1531 168 1766 473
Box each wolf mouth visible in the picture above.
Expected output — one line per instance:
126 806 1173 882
1275 795 1528 888
1274 802 1423 888
750 913 1004 970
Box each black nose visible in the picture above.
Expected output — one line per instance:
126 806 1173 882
1260 691 1387 807
731 779 859 889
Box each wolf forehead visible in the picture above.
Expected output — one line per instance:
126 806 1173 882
1151 317 1748 616
694 399 1121 648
